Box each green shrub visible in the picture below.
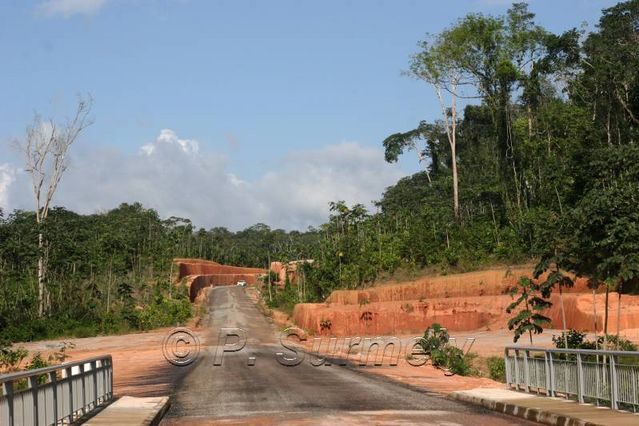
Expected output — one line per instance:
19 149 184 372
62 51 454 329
266 279 300 315
552 330 595 349
553 329 637 351
137 297 192 330
0 340 28 371
418 323 476 376
26 353 50 385
445 347 473 376
487 356 506 382
598 334 637 351
418 323 449 354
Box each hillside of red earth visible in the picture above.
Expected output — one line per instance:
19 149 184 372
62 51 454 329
173 258 266 301
292 267 639 340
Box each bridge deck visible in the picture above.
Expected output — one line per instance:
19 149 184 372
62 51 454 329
84 396 169 426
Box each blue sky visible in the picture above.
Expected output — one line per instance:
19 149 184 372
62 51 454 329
0 0 620 230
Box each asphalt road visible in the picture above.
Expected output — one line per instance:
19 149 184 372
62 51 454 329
162 286 535 425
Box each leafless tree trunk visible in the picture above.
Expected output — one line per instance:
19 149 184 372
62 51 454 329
435 79 460 219
450 89 459 219
19 96 93 317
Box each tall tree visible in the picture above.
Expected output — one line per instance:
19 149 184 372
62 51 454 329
19 96 93 316
407 32 474 219
435 4 560 213
539 0 639 341
572 0 639 147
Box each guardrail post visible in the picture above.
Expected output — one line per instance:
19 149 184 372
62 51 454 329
595 354 600 405
609 355 618 410
29 375 39 426
100 359 106 403
50 371 58 424
514 349 521 391
3 380 14 426
66 366 74 422
92 360 98 410
544 352 550 396
504 348 511 386
80 362 87 415
107 357 112 398
548 351 556 397
523 350 530 392
632 367 637 412
576 353 584 403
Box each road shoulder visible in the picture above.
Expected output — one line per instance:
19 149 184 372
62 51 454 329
450 388 639 426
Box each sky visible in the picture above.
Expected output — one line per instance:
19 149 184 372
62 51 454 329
0 0 620 230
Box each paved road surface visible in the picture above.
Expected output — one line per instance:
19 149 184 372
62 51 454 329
162 287 535 425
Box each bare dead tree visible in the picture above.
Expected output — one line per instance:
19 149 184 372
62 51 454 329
434 78 460 219
19 96 93 317
409 37 473 220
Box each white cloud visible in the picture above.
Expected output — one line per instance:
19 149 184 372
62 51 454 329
0 164 17 213
2 130 404 230
140 129 199 156
254 142 404 229
35 0 108 19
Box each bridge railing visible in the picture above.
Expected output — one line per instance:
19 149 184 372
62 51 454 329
505 346 639 412
0 355 113 426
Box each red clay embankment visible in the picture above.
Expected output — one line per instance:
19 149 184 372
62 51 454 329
188 274 262 301
292 268 639 336
174 258 264 280
325 268 590 305
173 258 265 301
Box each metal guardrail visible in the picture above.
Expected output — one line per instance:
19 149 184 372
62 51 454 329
0 355 113 426
505 346 639 412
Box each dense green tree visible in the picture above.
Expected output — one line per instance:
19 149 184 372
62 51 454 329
533 0 639 345
506 277 552 344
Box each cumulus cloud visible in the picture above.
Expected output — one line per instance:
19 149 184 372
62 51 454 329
140 129 199 156
1 130 404 230
254 142 404 229
35 0 108 19
0 164 17 214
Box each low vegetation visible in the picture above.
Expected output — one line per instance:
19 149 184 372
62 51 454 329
0 204 195 342
486 357 506 382
0 340 73 379
552 329 638 352
418 324 477 376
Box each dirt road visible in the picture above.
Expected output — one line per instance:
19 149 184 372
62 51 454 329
161 286 535 425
